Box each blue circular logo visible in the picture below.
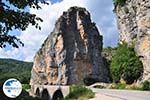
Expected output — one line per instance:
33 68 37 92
3 78 22 98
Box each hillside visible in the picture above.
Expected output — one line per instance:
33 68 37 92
0 58 33 84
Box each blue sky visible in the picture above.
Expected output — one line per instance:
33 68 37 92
50 0 62 3
0 0 118 61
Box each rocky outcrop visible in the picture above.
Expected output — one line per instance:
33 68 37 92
115 0 150 81
30 7 110 86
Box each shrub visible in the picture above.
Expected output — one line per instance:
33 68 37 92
112 83 126 89
65 85 95 100
22 84 31 90
113 0 126 11
110 43 143 84
125 83 142 90
113 0 126 7
111 80 126 89
141 80 150 90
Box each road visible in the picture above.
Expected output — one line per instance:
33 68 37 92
91 88 150 100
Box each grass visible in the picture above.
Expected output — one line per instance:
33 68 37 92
65 85 95 100
110 80 150 91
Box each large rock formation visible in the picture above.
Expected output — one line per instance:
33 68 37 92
30 7 110 86
115 0 150 81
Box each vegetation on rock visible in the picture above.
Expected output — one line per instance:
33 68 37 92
113 0 126 7
113 0 126 11
110 43 143 84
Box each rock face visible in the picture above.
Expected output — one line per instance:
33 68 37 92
115 0 150 81
30 7 110 85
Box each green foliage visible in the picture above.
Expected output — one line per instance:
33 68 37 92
0 58 33 85
110 43 143 84
22 84 31 90
0 0 48 48
0 89 41 100
111 83 126 89
141 80 150 90
102 47 117 81
113 0 126 11
113 0 126 7
65 85 95 100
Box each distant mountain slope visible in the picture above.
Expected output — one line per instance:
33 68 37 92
0 58 33 84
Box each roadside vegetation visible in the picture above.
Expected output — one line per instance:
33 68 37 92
103 43 143 84
102 43 150 91
110 80 150 91
65 85 95 100
110 43 143 84
22 84 31 90
141 80 150 90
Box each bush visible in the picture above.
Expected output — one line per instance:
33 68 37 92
110 43 143 84
65 85 95 100
113 0 126 7
113 0 126 11
22 84 31 90
125 84 142 90
141 80 150 90
111 83 126 89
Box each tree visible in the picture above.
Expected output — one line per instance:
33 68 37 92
113 0 126 11
110 43 143 84
0 0 48 48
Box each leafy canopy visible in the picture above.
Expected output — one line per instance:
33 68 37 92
0 0 48 48
0 58 33 84
110 43 143 84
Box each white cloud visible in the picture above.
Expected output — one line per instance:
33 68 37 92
0 0 118 61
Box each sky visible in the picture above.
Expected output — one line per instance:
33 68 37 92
0 0 118 61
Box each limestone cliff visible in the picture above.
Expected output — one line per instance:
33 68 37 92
115 0 150 81
30 7 110 85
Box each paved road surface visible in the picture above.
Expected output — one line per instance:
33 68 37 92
91 88 150 100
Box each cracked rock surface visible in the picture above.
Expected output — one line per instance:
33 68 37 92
115 0 150 81
30 7 110 85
